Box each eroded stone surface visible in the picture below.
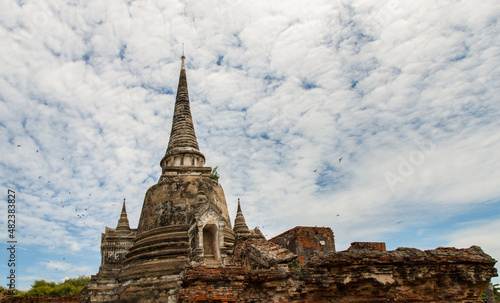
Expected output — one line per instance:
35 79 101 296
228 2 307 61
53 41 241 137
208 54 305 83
270 226 336 265
177 245 497 303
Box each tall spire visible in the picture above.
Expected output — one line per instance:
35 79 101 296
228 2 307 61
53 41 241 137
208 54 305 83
116 198 131 233
233 198 251 235
160 53 205 172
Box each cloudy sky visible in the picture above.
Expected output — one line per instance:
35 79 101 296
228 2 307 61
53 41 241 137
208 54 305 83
1 0 499 290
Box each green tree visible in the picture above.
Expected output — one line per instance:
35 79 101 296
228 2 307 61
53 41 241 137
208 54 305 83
25 275 90 296
27 280 56 296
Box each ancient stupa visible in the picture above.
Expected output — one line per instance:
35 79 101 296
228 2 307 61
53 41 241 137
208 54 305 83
117 54 235 300
80 55 497 303
81 55 236 302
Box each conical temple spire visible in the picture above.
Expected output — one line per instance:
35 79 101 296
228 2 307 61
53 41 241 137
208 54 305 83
233 198 251 235
116 198 131 233
160 54 206 171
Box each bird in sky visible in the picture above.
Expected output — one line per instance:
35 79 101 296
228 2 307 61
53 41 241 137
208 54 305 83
17 145 21 147
313 169 317 172
339 157 342 163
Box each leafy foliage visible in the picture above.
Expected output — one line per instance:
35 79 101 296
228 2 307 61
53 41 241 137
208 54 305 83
22 275 90 296
0 285 27 295
210 166 220 181
480 283 499 300
288 258 304 276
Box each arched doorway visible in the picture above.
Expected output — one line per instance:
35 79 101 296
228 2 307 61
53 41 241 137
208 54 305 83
202 224 219 265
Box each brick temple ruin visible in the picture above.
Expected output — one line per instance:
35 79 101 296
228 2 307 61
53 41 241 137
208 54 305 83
79 55 497 302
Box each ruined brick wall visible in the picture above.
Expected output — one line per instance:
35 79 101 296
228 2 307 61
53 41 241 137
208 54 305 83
176 245 497 303
233 235 296 269
301 245 497 302
177 266 295 302
80 222 498 303
349 241 386 251
270 226 335 265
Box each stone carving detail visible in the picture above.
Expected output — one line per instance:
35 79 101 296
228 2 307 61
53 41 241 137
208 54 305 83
104 252 126 265
154 200 187 227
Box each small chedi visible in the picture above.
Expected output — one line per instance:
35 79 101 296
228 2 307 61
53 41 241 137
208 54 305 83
80 55 497 303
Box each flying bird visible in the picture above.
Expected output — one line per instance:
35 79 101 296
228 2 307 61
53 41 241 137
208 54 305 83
36 150 38 153
339 157 342 163
313 169 317 172
17 145 21 147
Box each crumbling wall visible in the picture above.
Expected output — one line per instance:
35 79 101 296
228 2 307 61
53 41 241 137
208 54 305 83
81 221 498 303
348 241 386 251
233 235 296 269
270 226 335 265
176 245 497 302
